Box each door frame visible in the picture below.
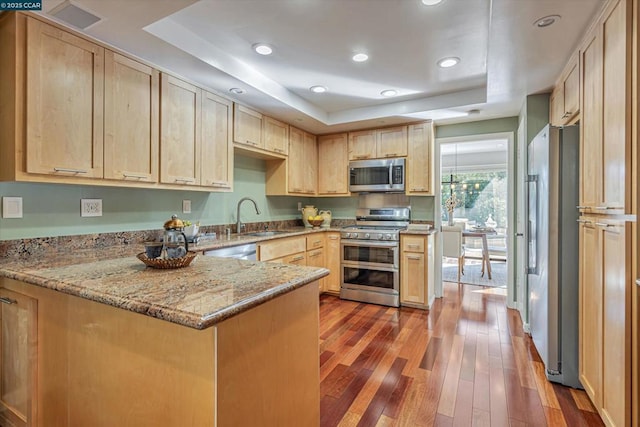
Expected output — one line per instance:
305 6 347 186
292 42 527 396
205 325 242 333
434 132 517 309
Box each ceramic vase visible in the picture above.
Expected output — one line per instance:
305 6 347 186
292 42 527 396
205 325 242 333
301 205 318 228
319 210 332 228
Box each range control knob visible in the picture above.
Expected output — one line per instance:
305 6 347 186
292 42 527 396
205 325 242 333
364 233 370 239
377 233 383 240
385 234 392 240
344 233 351 238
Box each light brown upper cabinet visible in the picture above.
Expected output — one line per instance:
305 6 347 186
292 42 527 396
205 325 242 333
550 53 579 126
406 121 434 195
25 16 104 179
263 116 289 156
201 91 233 191
317 133 349 196
104 52 159 183
160 74 201 186
579 0 633 214
348 126 408 160
289 127 317 195
233 104 263 149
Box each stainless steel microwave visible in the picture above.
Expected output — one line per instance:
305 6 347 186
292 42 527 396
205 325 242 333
348 158 405 193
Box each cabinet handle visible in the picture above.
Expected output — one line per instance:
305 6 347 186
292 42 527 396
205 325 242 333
122 173 147 179
407 255 421 260
329 236 339 240
594 206 616 210
385 153 398 157
54 167 87 174
636 279 640 287
0 297 16 305
291 255 304 262
246 140 258 146
326 190 337 193
411 187 425 191
354 155 369 159
292 188 303 192
175 178 196 183
274 148 284 153
594 222 611 227
308 252 321 258
576 206 588 209
407 244 420 248
576 219 591 224
211 181 228 186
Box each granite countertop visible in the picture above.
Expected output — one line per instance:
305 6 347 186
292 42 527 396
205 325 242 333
0 247 328 330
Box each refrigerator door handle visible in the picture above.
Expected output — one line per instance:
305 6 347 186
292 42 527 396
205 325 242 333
527 174 539 275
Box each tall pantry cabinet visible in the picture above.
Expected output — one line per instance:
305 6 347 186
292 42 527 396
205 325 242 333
576 1 637 426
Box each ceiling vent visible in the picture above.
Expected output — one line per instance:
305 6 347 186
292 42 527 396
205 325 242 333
49 1 102 30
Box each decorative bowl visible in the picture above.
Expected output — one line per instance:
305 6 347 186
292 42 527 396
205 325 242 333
308 218 324 228
137 252 197 269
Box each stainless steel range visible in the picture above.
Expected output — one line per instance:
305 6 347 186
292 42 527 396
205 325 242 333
340 207 410 307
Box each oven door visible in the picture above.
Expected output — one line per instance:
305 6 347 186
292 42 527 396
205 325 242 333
341 240 398 269
341 264 399 295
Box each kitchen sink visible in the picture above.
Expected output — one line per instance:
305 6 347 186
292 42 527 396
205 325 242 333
246 231 290 237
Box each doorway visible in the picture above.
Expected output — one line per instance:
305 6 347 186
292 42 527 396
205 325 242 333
434 132 517 308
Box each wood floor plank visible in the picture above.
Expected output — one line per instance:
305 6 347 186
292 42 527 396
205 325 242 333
319 285 604 427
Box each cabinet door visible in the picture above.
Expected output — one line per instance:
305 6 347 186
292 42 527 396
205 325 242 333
104 51 159 182
307 248 325 292
579 221 603 407
263 116 288 156
601 222 631 427
549 86 564 126
563 61 579 120
233 104 263 149
579 29 603 208
376 126 407 158
201 91 233 190
401 247 426 306
26 17 104 178
0 288 37 427
601 0 630 211
287 127 306 194
317 133 349 195
348 130 376 160
304 132 317 195
160 74 201 186
407 122 434 195
325 233 341 293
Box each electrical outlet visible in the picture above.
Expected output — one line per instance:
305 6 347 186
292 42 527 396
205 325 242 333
81 199 102 217
2 197 23 218
182 200 192 214
297 202 302 211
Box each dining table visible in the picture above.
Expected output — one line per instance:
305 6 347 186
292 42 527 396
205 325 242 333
462 228 497 279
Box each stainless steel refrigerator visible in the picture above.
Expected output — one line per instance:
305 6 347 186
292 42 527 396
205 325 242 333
527 124 581 388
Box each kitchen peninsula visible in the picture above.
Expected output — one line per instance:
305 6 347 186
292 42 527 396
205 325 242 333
0 249 327 426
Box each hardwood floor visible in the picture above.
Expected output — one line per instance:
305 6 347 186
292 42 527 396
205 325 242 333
319 282 603 427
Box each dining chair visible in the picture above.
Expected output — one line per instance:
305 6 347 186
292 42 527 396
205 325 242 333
442 225 465 284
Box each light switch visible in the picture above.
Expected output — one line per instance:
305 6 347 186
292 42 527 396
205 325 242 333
2 197 23 218
182 200 192 214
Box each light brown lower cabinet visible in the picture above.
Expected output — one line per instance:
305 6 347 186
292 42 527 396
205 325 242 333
1 277 319 426
324 232 342 294
579 218 632 427
400 233 435 309
0 288 37 427
307 248 325 293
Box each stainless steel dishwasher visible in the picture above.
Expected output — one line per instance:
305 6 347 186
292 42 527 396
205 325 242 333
204 243 257 261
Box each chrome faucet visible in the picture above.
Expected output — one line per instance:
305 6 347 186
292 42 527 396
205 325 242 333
236 197 261 233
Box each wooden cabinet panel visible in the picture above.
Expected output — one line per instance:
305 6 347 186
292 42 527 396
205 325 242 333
288 127 306 194
563 62 579 120
348 130 376 160
307 248 325 292
263 116 288 156
601 223 631 427
258 236 307 262
406 122 434 195
104 51 159 182
579 221 603 407
160 74 201 186
306 235 324 251
201 91 233 190
0 288 37 427
233 104 262 149
580 30 603 208
304 132 318 195
325 232 341 294
26 16 104 178
400 234 433 309
601 0 629 211
549 87 564 127
376 126 407 158
318 133 349 196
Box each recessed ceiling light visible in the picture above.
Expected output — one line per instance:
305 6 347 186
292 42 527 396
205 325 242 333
310 85 327 93
229 87 245 94
380 90 398 97
252 43 273 55
352 53 369 62
437 57 459 68
534 15 560 28
421 0 443 5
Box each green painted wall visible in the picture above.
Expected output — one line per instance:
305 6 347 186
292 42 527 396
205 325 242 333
522 93 551 145
0 155 304 240
436 117 519 139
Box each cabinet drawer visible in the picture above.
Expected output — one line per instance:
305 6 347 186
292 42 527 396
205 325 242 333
402 236 425 253
258 236 306 261
306 235 325 251
271 252 306 265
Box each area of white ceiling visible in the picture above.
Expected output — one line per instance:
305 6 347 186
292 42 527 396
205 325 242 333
40 0 603 134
